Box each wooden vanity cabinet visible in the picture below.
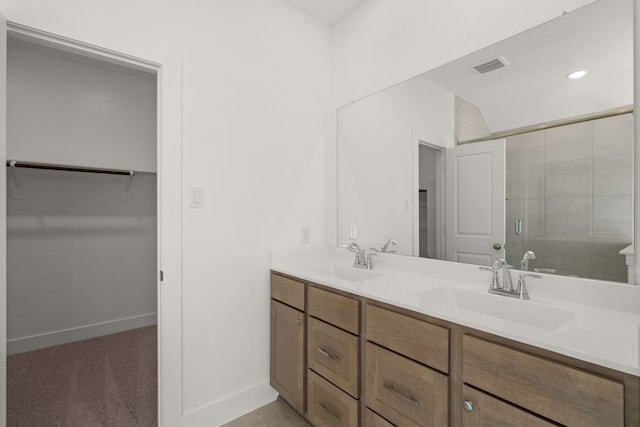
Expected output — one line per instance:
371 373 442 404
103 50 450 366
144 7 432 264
271 271 640 427
306 285 361 427
270 274 306 413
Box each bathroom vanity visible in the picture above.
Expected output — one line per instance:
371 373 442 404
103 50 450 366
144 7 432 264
270 247 640 426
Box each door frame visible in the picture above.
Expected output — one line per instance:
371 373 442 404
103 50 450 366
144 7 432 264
2 22 183 427
412 137 445 259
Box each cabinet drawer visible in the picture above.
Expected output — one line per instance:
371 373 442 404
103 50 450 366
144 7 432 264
365 409 395 427
463 335 624 426
308 316 359 397
307 369 358 427
365 343 448 427
271 273 305 311
366 304 449 373
308 286 359 334
462 385 555 427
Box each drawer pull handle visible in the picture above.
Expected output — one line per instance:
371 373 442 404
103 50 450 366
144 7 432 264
383 382 419 407
463 400 473 412
296 319 303 325
317 347 341 361
319 402 341 422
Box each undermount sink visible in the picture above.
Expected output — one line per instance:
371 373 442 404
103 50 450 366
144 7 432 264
305 263 385 282
416 287 577 331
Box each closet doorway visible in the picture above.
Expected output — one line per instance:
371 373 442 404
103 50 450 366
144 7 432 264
5 32 159 426
416 142 444 260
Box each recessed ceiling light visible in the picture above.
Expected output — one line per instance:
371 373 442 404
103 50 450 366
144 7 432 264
567 70 588 79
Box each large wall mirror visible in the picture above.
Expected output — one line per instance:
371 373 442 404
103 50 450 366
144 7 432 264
337 0 635 284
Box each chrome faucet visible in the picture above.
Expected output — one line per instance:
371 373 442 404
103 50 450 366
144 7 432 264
381 239 397 253
520 250 536 271
479 262 501 291
347 242 376 270
495 258 514 292
479 258 535 298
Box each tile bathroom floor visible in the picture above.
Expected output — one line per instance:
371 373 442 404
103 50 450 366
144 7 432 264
222 399 310 427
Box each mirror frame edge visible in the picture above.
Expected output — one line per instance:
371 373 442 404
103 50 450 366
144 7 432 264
633 0 639 286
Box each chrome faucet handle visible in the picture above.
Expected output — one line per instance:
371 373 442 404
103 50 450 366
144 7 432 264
347 243 367 268
479 266 500 291
347 242 362 253
516 273 542 300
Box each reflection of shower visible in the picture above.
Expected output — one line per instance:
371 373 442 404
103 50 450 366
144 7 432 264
419 189 429 258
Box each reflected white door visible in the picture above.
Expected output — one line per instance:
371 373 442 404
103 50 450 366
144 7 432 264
445 139 505 266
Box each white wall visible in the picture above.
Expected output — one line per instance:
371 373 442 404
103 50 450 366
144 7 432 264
5 39 157 354
333 0 598 106
6 170 157 353
7 38 157 172
337 76 453 255
0 0 333 424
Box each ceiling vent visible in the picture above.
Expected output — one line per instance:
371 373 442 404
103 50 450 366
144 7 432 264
473 55 510 74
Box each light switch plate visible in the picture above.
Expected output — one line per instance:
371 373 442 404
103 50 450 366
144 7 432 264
190 187 205 208
301 226 311 244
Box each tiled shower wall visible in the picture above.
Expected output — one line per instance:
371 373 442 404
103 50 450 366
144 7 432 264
505 113 633 282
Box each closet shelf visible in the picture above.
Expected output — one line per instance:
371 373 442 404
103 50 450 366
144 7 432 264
6 160 135 176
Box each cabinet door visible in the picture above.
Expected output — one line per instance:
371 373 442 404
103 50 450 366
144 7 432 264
271 300 305 413
462 386 555 427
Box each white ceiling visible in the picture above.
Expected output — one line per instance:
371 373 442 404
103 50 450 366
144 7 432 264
284 0 369 25
424 0 633 133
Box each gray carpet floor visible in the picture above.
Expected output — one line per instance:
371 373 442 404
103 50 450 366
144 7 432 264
7 326 157 427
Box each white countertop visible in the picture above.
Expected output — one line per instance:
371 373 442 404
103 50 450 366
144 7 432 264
271 246 640 377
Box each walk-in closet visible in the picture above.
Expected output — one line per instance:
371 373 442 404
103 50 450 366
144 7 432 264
6 35 158 426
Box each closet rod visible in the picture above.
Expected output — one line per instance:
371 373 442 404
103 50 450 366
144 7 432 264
6 160 134 176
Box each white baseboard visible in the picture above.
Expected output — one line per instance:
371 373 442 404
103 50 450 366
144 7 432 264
7 312 157 355
182 381 278 427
